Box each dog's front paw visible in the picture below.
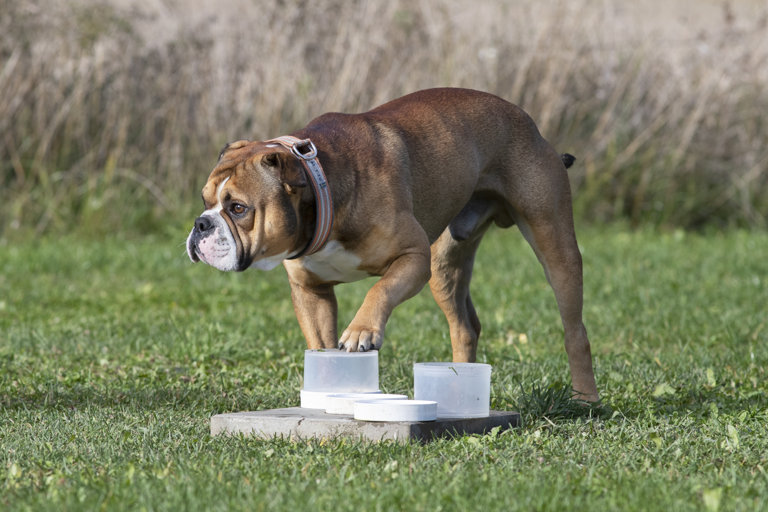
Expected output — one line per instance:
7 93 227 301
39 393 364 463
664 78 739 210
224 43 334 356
338 325 384 352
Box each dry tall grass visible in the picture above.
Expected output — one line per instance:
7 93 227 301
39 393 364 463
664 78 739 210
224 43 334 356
2 0 767 235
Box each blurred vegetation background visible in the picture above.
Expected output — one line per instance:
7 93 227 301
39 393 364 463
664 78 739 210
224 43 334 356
1 0 767 238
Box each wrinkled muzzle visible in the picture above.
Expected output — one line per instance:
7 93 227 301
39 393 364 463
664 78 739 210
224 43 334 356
186 210 239 271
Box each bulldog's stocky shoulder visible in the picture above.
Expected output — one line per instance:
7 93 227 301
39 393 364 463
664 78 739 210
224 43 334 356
290 240 371 283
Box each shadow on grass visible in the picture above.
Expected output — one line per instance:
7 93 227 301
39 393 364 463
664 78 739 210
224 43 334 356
649 384 768 420
516 382 768 428
517 381 768 427
515 383 611 428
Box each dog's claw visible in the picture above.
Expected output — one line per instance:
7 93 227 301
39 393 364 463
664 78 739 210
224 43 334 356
337 325 383 353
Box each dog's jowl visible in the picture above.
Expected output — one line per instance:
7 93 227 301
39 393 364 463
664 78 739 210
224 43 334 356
187 88 599 402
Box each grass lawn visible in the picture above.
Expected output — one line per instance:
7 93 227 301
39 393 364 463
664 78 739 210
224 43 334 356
1 224 767 511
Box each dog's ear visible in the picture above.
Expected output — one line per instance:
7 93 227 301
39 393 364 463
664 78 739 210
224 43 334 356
219 140 251 161
260 152 281 168
261 152 307 193
218 143 231 161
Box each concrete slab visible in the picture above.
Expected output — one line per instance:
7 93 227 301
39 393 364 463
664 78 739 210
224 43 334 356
211 407 520 443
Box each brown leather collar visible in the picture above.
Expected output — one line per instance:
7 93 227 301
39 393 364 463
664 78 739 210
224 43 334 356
266 136 334 258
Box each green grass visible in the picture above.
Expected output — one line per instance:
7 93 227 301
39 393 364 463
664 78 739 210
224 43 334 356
1 225 767 511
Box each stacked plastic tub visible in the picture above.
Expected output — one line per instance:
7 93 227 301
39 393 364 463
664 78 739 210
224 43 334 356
300 349 492 422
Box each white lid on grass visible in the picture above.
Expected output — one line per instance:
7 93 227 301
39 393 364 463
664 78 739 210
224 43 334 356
300 389 381 409
325 393 408 415
353 399 437 422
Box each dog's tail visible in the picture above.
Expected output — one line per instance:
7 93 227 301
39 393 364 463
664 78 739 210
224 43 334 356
561 153 576 169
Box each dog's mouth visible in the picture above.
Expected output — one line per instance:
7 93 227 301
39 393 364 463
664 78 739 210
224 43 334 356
186 235 202 263
186 212 284 272
234 251 254 272
186 230 211 266
185 219 241 272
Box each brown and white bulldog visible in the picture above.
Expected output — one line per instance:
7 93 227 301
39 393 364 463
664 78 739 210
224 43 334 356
187 88 599 402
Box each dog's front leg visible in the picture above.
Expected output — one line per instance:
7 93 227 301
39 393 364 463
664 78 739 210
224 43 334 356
339 247 431 352
286 278 339 349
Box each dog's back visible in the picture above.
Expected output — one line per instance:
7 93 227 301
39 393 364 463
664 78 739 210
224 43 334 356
297 88 561 243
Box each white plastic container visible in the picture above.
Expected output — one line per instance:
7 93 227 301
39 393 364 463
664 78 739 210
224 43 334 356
353 399 437 422
413 362 492 418
300 389 382 410
302 349 379 392
325 393 408 415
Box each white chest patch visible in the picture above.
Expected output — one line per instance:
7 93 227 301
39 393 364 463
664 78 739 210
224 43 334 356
301 241 370 283
251 250 291 271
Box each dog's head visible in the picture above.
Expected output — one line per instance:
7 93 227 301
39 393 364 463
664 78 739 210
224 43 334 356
186 140 308 271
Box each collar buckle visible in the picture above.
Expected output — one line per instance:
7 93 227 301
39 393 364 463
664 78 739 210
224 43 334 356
290 139 317 160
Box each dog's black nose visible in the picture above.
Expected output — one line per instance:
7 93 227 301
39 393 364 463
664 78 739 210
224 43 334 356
194 216 213 233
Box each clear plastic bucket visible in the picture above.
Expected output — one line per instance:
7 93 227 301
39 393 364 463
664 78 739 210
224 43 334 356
302 349 379 392
413 362 492 418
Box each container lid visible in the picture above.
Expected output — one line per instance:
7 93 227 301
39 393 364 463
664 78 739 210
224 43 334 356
353 399 437 422
305 348 378 358
325 393 408 415
300 389 380 409
413 362 492 374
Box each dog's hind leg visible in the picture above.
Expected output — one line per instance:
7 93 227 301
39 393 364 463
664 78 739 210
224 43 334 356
513 209 599 402
429 218 492 362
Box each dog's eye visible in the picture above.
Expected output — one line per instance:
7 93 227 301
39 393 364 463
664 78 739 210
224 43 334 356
229 203 247 216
